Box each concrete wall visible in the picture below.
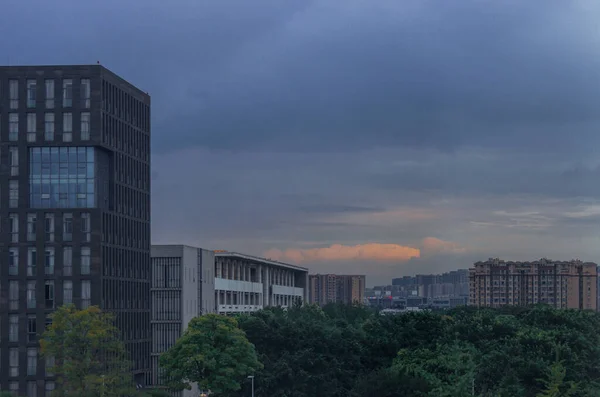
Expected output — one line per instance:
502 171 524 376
150 245 215 397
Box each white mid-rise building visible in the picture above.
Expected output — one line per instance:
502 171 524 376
150 245 215 397
214 251 309 314
149 246 308 395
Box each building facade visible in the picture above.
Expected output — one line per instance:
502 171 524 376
0 65 151 394
150 245 215 397
390 269 469 299
309 274 366 306
214 251 308 314
469 258 597 310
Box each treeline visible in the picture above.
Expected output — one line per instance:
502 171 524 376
27 304 600 397
222 304 600 396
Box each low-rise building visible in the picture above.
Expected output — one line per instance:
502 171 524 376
149 247 309 394
214 251 309 314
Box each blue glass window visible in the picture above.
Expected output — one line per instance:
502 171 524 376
29 147 96 208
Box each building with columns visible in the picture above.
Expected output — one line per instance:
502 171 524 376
150 245 215 397
214 251 309 314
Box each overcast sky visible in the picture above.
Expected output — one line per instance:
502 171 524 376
3 0 600 285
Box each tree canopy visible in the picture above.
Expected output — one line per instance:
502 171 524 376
226 303 600 397
160 314 262 395
39 305 136 397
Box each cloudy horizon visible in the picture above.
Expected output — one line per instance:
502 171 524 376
4 0 600 285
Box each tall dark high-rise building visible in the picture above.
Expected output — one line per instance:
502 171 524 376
0 65 151 395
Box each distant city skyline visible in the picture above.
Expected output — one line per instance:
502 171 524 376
4 1 600 285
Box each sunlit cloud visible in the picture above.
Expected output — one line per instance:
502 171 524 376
264 237 468 264
421 237 467 255
264 243 421 264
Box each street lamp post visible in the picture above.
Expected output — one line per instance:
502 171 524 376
247 375 255 397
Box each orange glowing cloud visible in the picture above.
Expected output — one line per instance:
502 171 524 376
421 237 467 255
264 243 421 264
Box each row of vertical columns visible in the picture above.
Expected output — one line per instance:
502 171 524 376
215 258 258 282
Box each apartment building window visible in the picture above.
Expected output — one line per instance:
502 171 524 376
45 356 55 378
26 79 37 108
10 146 19 176
45 281 55 309
9 79 18 109
9 214 19 243
63 247 73 276
81 112 91 140
9 281 19 310
45 79 55 108
9 113 18 141
81 79 91 108
9 180 19 208
81 280 91 308
27 113 36 142
27 381 37 397
63 280 73 305
27 248 37 276
45 213 54 242
45 247 55 275
62 79 73 107
27 348 37 376
9 248 19 276
63 112 72 141
82 213 91 242
9 315 19 342
9 348 19 377
63 213 73 241
45 382 55 397
27 213 36 241
28 315 37 343
44 113 54 141
27 281 37 308
81 247 91 275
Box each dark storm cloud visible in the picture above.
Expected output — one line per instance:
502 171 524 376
3 0 599 155
4 0 600 282
152 0 600 153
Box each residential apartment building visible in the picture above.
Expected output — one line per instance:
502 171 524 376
469 258 597 310
390 269 469 299
214 251 309 314
150 245 215 397
0 65 151 395
309 274 366 306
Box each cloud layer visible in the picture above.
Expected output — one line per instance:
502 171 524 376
264 243 421 264
5 0 600 285
264 237 466 265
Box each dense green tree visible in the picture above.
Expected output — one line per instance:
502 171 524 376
39 305 135 397
160 314 262 395
536 359 578 397
227 304 600 396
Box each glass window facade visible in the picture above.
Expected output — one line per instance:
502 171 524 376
29 147 96 208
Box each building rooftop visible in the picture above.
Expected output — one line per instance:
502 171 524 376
214 251 308 272
0 63 149 98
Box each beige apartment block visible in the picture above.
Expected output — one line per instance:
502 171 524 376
309 274 366 306
469 258 597 310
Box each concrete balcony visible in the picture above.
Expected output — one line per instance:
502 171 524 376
215 278 263 293
217 304 263 313
272 284 304 297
